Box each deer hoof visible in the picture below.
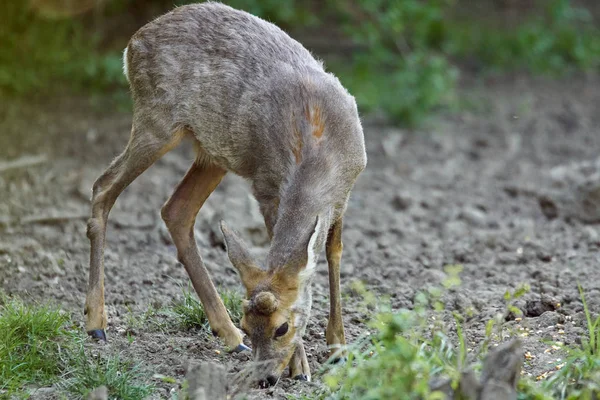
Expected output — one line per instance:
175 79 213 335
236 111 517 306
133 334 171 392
88 329 107 342
232 343 251 353
294 374 308 381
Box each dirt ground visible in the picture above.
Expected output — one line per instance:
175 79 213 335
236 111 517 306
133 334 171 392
1 73 600 399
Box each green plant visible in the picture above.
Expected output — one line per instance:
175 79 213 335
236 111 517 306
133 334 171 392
0 2 126 96
0 295 76 394
3 0 600 125
536 285 600 400
445 0 600 74
0 294 154 399
171 284 244 330
59 351 154 400
317 277 600 400
172 285 209 330
220 288 244 325
320 302 462 399
329 0 458 126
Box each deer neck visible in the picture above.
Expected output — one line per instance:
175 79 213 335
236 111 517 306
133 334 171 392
265 161 332 272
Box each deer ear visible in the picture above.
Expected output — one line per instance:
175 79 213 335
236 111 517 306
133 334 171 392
220 220 264 291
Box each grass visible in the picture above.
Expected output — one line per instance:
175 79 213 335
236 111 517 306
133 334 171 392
0 293 154 399
171 283 244 331
2 278 599 399
312 273 600 400
0 295 76 393
58 350 154 400
529 284 600 399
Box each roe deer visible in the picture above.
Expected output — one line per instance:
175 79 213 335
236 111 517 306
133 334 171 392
84 1 366 386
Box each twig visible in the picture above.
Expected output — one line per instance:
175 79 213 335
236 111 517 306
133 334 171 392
0 155 47 173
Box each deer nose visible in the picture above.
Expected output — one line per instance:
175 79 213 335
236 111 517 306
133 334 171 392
258 374 278 388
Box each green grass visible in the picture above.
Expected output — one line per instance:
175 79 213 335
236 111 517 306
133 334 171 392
313 275 600 400
0 2 127 96
527 284 600 399
0 294 154 399
0 295 76 393
59 350 154 400
171 284 244 331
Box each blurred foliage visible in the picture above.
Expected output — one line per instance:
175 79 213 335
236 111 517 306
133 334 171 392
0 2 126 96
329 0 459 126
445 0 600 74
1 0 599 125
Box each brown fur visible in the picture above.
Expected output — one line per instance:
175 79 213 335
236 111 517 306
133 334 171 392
292 119 304 164
84 2 366 387
308 106 325 139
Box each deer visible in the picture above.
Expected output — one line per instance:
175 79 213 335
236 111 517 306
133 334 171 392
84 1 366 387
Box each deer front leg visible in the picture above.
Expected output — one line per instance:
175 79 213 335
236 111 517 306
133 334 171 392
161 161 248 352
325 218 346 361
85 127 184 341
289 341 311 381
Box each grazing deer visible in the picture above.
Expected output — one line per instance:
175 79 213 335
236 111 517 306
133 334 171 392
84 1 366 386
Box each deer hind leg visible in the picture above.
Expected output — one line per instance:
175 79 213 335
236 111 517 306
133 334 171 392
85 125 185 340
325 217 347 361
161 157 248 352
289 341 311 382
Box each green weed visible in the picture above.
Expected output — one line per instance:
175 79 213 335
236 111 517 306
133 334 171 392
445 0 600 75
171 283 244 330
533 284 600 399
0 295 76 394
329 0 458 127
316 277 600 400
0 294 153 399
59 351 154 400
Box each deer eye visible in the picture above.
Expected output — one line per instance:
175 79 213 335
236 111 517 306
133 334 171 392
274 322 289 338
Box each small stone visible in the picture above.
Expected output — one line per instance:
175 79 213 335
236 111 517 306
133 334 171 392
536 311 564 327
538 196 559 219
391 192 413 211
536 251 553 263
460 206 488 227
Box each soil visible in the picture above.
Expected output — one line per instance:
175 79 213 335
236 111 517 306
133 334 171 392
1 73 600 399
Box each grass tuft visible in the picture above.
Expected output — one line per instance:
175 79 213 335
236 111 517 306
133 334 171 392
0 294 154 399
59 350 154 400
0 295 76 393
317 279 600 400
171 283 244 330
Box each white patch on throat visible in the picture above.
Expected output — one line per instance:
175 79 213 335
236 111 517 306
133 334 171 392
302 215 322 279
294 216 321 330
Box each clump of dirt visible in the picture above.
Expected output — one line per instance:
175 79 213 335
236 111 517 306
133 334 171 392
1 73 600 399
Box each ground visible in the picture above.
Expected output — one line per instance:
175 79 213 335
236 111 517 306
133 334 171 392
1 73 599 399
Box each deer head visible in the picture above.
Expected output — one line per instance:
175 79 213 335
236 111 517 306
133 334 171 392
220 216 324 387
